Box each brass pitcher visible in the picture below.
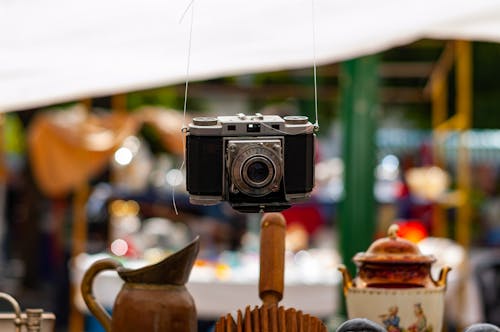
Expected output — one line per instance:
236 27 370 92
81 237 200 332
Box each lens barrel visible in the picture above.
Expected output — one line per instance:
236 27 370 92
228 140 283 197
246 161 269 183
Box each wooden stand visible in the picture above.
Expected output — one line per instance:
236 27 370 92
215 213 327 332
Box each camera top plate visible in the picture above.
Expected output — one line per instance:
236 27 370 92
188 113 313 136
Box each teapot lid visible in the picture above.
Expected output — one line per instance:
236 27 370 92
353 224 435 265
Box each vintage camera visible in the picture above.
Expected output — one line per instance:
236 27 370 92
186 113 315 213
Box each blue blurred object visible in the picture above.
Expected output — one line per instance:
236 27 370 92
85 312 108 332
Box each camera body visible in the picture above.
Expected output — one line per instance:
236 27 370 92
186 113 315 213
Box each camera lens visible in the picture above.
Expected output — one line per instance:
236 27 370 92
241 156 275 191
229 140 283 197
246 161 270 184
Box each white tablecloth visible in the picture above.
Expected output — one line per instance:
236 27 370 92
71 253 340 320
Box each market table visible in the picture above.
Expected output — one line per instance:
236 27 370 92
71 239 480 325
71 250 341 320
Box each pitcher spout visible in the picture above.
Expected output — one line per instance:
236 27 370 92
338 264 353 295
117 236 200 285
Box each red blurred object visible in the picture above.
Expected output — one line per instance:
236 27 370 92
110 236 139 258
281 204 324 235
395 220 428 243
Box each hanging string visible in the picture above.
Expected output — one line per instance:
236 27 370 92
311 0 320 132
173 0 318 213
182 0 195 128
173 0 195 215
179 0 195 24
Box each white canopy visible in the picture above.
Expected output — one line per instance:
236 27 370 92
1 0 500 112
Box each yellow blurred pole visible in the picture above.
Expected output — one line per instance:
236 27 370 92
431 79 448 163
71 183 89 257
68 100 91 332
429 42 454 136
429 42 454 237
431 81 448 238
111 94 127 114
0 114 6 268
110 94 127 187
455 40 472 248
80 98 92 110
428 42 454 164
68 182 89 332
0 114 6 183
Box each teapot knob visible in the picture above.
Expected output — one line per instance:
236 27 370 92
388 224 399 239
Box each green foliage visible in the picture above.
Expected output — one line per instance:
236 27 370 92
127 86 205 111
4 113 26 154
127 87 179 110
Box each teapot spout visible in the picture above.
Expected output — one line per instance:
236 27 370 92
433 266 451 288
338 264 353 295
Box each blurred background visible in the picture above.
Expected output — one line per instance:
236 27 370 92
1 1 500 331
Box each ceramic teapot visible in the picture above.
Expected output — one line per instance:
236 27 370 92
81 237 199 332
338 225 450 332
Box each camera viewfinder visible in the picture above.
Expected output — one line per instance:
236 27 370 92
247 123 261 133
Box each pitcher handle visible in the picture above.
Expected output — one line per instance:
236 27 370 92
81 258 122 332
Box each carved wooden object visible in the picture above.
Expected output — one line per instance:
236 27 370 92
215 213 327 332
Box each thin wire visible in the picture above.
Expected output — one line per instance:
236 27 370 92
182 0 195 128
173 1 195 215
311 0 319 131
179 0 195 24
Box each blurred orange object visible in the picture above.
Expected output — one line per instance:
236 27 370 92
285 223 309 252
138 107 189 156
214 263 231 281
28 105 139 197
405 166 450 201
396 220 428 243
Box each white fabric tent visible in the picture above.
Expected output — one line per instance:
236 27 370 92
1 0 500 112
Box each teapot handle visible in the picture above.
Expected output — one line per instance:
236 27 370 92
81 258 122 332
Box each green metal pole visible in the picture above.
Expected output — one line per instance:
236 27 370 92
338 55 379 276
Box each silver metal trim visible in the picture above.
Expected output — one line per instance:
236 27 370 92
284 115 309 125
192 117 218 126
226 138 283 197
188 114 313 136
189 195 222 206
242 156 274 188
286 192 312 202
